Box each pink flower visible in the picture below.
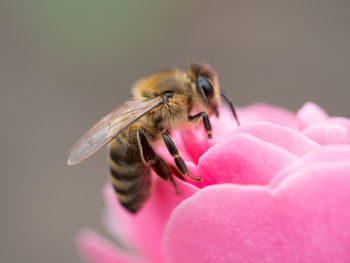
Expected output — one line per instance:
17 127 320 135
78 102 350 263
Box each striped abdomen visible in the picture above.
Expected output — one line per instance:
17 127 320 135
108 137 151 213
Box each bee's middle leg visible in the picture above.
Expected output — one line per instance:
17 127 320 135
161 132 201 182
137 127 181 195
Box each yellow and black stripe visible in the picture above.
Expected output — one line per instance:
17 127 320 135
108 138 151 214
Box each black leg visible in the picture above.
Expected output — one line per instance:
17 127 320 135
162 132 202 181
220 91 240 126
189 112 212 138
137 127 155 164
151 154 181 195
137 127 181 195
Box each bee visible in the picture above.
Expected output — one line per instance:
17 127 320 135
68 62 240 213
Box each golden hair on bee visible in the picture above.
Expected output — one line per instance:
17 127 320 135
68 62 239 213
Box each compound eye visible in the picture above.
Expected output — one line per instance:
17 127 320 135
197 76 214 98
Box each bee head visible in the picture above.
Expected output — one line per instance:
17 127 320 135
188 62 220 117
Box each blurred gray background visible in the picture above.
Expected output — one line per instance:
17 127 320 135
1 0 350 262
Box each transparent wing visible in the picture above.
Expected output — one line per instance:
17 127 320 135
67 97 163 165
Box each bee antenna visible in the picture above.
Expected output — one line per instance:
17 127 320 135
220 91 240 126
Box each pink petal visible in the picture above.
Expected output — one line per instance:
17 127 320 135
323 117 350 140
177 127 216 164
302 123 350 145
78 230 150 263
157 107 237 165
238 103 298 129
164 155 350 263
329 117 350 131
270 145 350 188
190 133 298 188
297 102 329 129
104 177 198 263
210 105 241 140
235 122 320 156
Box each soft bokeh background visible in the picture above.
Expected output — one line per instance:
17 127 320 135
1 1 350 262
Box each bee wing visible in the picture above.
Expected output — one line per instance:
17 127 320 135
67 97 164 165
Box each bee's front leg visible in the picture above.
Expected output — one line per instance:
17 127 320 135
188 112 212 138
161 132 202 182
137 127 181 195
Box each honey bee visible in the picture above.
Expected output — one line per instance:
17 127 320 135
68 62 240 213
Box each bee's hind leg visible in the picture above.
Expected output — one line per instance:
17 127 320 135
137 127 181 195
161 132 202 182
151 154 181 195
